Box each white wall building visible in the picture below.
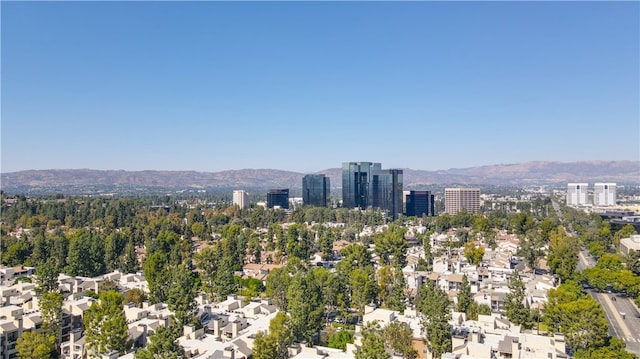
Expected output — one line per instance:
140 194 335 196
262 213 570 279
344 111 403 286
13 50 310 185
233 190 250 209
566 183 588 206
594 183 616 206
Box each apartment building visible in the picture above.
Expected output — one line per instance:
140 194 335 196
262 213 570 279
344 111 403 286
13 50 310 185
445 188 480 215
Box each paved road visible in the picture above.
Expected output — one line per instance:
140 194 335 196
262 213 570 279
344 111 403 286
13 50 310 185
553 199 640 355
590 292 640 354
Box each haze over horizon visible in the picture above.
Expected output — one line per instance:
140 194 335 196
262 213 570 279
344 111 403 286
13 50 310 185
1 159 638 175
2 2 638 174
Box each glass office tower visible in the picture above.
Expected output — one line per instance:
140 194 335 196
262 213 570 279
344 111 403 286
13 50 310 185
342 162 382 208
405 190 435 217
267 189 289 209
372 169 403 220
303 174 330 207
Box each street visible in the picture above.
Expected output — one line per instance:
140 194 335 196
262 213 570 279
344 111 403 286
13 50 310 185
553 199 640 355
590 291 640 354
577 237 640 355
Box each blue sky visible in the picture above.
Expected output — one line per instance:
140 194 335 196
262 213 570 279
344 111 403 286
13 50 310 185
2 1 638 173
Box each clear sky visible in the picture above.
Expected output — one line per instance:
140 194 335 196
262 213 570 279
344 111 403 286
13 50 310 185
2 1 638 173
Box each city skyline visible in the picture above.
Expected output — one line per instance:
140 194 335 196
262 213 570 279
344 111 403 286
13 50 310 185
2 2 638 173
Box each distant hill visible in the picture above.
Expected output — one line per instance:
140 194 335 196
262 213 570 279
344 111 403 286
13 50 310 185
1 161 638 195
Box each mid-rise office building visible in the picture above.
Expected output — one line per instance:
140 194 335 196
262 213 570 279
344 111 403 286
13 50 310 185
232 190 250 209
594 183 616 206
405 190 435 217
267 189 289 209
303 174 330 207
342 162 382 208
371 169 403 219
445 188 480 215
566 183 588 206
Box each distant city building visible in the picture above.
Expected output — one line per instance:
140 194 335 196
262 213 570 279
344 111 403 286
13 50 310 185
405 190 435 217
566 183 589 206
594 183 616 206
371 169 403 220
342 162 382 208
232 190 250 209
445 188 480 215
620 234 640 256
302 174 330 207
267 189 289 209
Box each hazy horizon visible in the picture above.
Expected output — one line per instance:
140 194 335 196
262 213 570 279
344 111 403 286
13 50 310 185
2 159 638 175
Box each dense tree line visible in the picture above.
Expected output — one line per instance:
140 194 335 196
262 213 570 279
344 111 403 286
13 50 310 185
4 192 638 358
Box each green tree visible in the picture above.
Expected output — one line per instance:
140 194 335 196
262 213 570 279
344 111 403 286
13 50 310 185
84 291 130 357
547 227 579 283
328 330 354 350
543 281 608 352
40 291 63 343
167 265 198 329
510 212 535 236
386 267 408 312
374 224 408 268
121 239 139 274
559 297 609 351
16 331 56 359
543 281 586 332
574 338 637 359
518 236 544 273
265 266 292 311
456 275 472 315
104 232 126 272
143 252 170 303
215 256 237 299
2 240 32 266
463 242 484 265
505 270 530 328
596 253 624 271
124 288 148 308
354 321 389 359
134 326 185 359
349 268 377 321
194 246 218 299
252 312 293 359
287 271 324 343
253 331 280 359
417 280 452 359
66 230 105 277
613 224 637 247
35 258 60 295
383 321 418 359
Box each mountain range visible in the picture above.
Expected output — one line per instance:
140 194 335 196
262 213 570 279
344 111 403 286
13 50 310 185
1 160 638 194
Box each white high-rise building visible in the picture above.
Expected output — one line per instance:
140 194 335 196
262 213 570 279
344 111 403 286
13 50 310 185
594 183 616 206
566 183 588 206
233 190 250 209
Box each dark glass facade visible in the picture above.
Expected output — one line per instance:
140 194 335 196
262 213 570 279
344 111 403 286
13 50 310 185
372 169 403 220
405 190 435 217
303 174 330 207
267 189 289 209
342 162 381 208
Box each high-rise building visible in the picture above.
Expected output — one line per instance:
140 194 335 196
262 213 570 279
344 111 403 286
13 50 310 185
232 190 250 209
567 183 588 206
405 190 435 217
445 188 480 215
594 183 616 206
267 189 289 209
371 169 403 219
302 174 330 207
342 162 382 208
